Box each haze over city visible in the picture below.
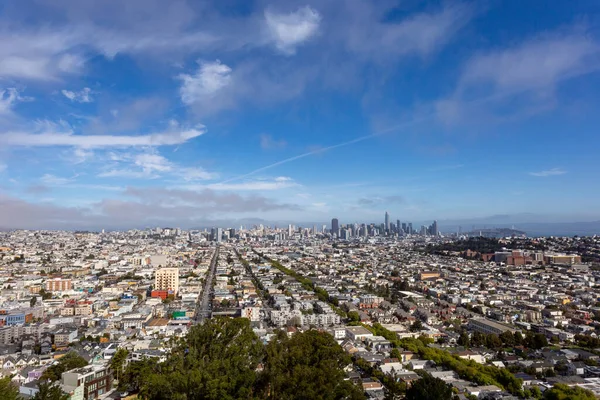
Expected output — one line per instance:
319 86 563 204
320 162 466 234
1 1 599 231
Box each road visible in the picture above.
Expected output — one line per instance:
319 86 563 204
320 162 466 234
195 245 219 324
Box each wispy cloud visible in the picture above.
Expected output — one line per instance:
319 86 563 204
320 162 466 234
437 27 600 125
62 87 93 103
0 88 31 115
264 6 321 55
260 133 287 150
529 168 567 177
0 122 206 148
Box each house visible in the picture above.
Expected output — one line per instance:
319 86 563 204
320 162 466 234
61 363 113 399
568 361 586 376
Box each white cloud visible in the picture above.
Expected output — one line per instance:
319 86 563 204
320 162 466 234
97 169 159 179
0 88 31 115
72 148 94 164
0 163 6 173
178 167 217 181
438 28 600 125
179 60 232 105
461 32 598 92
529 168 567 177
0 123 206 148
260 133 287 150
99 151 216 181
342 3 472 60
207 177 298 191
134 153 172 173
62 87 93 103
40 174 72 185
264 6 321 54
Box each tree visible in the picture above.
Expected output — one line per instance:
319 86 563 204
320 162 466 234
514 331 524 346
30 296 37 307
262 330 364 400
133 318 365 400
405 372 453 400
347 311 360 323
458 331 470 347
33 382 69 400
409 320 423 332
41 352 88 382
499 331 515 347
486 334 503 349
0 377 21 400
544 383 595 400
110 348 129 383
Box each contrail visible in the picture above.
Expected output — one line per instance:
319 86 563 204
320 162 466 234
219 76 574 185
220 117 424 184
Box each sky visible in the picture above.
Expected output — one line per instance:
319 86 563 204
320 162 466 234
1 0 600 230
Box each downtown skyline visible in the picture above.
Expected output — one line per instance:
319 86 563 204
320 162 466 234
1 1 600 231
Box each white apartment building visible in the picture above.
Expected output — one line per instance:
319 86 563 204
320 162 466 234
154 268 179 295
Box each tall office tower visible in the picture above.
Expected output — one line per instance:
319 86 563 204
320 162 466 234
210 227 217 241
331 218 339 237
216 227 223 243
401 223 407 233
322 225 327 233
385 211 390 232
396 220 401 234
313 225 317 235
432 220 439 236
408 223 413 234
155 267 179 295
288 224 293 236
229 228 236 238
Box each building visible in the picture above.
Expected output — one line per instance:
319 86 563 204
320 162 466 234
45 278 72 292
61 364 113 399
154 268 179 295
385 212 390 232
468 318 518 335
331 218 339 237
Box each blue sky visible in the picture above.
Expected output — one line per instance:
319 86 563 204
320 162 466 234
0 0 599 230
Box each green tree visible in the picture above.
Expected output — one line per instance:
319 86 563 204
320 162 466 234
513 331 524 346
0 377 21 400
544 383 595 400
140 318 264 400
499 331 515 347
33 381 69 400
486 334 503 349
347 311 360 323
262 330 365 400
409 320 423 332
30 296 37 307
41 352 88 382
110 348 129 383
405 372 453 400
458 331 470 347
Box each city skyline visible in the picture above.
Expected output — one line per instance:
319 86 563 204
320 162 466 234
1 1 600 230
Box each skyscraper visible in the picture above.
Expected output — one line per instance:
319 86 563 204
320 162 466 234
385 211 390 232
396 219 401 234
408 223 413 234
432 220 439 236
331 218 339 237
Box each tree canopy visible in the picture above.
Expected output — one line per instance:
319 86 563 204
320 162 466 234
543 383 596 400
405 372 453 400
33 381 69 400
125 317 365 400
0 377 21 400
41 352 88 382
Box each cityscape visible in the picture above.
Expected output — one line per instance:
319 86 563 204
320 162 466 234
2 1 600 400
